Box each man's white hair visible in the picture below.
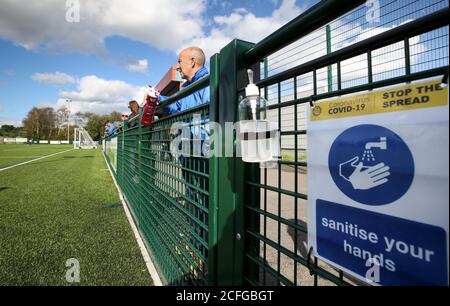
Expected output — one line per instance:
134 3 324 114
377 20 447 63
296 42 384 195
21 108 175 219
183 46 206 67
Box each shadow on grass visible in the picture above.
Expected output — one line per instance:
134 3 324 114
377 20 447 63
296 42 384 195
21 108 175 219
102 203 122 209
0 187 10 192
16 155 96 168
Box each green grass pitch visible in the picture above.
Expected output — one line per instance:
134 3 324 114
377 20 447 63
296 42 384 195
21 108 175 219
0 144 153 285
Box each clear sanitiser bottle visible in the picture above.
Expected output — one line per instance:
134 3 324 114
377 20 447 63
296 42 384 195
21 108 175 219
238 69 274 163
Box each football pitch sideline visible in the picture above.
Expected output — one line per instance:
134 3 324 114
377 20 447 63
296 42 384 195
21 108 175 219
0 145 153 285
0 144 74 170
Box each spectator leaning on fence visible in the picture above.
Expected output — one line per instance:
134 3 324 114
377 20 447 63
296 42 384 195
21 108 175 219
154 46 210 157
104 121 110 138
152 46 210 207
129 100 140 117
156 46 209 116
114 112 128 131
108 121 116 136
127 100 140 128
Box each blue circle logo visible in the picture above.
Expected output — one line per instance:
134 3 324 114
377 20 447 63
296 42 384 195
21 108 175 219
329 124 414 205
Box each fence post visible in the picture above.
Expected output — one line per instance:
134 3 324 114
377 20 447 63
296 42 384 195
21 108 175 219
208 53 220 285
120 127 124 186
215 39 255 285
326 24 333 92
137 115 143 224
245 62 262 285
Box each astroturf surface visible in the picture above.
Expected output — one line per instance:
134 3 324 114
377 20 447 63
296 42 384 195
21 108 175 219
0 145 153 285
0 144 75 169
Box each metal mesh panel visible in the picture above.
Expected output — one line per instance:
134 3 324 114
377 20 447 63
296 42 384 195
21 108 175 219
138 104 210 285
260 0 449 80
106 90 211 285
121 122 141 217
246 0 449 286
410 26 449 73
117 131 123 184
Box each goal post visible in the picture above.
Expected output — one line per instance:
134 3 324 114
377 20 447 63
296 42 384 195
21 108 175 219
74 128 78 149
74 127 97 149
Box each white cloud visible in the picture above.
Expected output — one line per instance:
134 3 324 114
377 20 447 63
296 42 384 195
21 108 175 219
0 117 22 127
0 0 309 63
32 72 76 85
183 0 307 58
56 75 146 115
126 59 148 73
0 0 206 55
233 8 248 15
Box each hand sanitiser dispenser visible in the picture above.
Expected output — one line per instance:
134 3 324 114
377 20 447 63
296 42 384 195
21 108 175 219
239 69 277 163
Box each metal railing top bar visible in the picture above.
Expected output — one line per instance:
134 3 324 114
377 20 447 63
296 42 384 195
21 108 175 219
253 7 449 90
150 102 208 123
244 0 366 63
267 67 448 109
103 134 114 140
156 75 210 111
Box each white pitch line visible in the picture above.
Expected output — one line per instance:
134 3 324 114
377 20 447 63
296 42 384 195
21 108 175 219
0 149 74 172
0 156 42 159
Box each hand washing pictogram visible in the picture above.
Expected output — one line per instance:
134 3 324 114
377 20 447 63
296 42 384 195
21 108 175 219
339 137 390 190
329 125 414 206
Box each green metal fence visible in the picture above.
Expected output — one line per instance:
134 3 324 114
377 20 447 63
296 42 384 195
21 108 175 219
103 0 449 286
106 76 214 285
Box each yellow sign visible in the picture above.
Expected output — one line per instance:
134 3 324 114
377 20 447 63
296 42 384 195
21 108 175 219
311 79 448 121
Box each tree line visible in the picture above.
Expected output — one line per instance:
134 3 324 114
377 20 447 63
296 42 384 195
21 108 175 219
0 125 26 138
18 106 122 141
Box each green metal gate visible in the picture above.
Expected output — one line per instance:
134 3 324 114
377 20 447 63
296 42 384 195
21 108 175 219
103 0 449 286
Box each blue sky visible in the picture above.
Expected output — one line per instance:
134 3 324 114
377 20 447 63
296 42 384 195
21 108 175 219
2 0 446 127
0 0 317 126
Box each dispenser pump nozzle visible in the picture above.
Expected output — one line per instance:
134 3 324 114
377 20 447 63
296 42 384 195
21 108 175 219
247 69 254 84
245 69 260 97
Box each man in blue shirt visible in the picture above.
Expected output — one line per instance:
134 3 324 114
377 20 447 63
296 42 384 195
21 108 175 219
106 121 116 136
155 47 210 213
157 46 209 116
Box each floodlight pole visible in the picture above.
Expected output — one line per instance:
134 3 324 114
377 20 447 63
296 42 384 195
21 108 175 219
66 99 72 143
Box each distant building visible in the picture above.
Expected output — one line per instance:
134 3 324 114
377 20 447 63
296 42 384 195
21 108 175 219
156 65 184 96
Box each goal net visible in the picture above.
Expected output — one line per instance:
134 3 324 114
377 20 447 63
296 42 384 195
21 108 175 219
74 127 97 149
